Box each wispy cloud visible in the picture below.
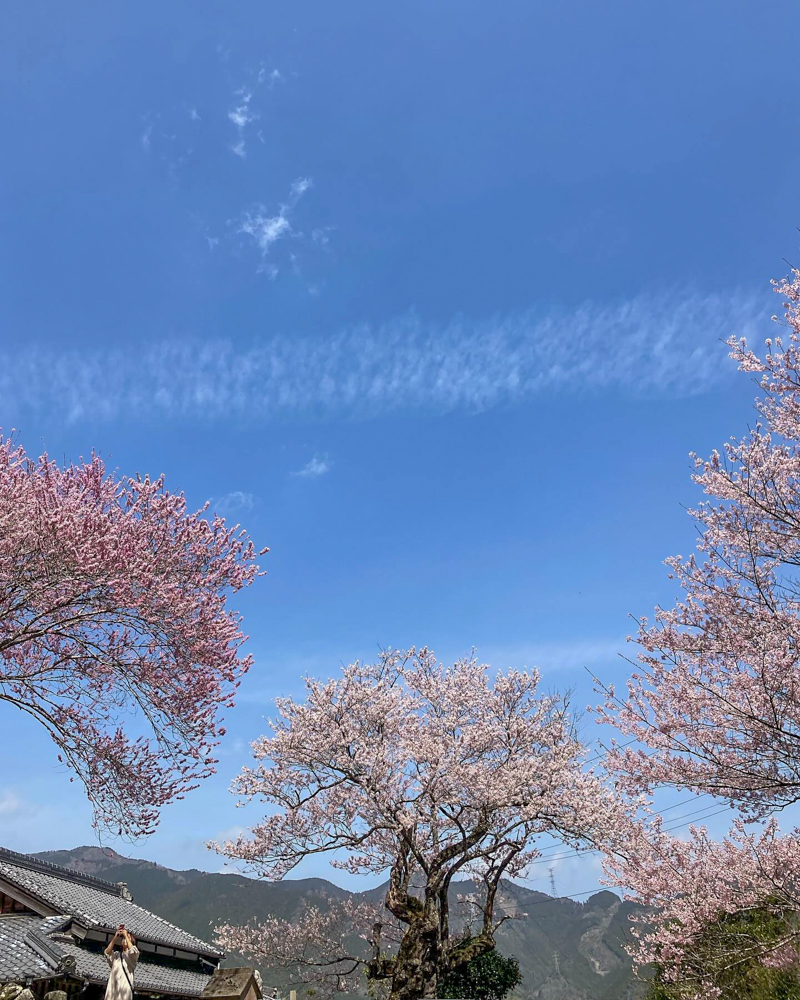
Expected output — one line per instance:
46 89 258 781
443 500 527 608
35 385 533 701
228 88 258 157
234 177 313 272
293 454 332 478
0 789 36 818
226 65 286 157
0 288 768 425
228 90 255 128
215 738 247 760
258 66 283 88
207 491 257 517
484 637 628 674
290 177 313 198
238 209 291 252
0 791 22 816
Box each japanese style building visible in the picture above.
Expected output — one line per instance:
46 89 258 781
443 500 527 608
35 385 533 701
0 847 224 1000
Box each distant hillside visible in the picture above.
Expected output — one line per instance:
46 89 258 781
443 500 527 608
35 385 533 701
34 847 647 1000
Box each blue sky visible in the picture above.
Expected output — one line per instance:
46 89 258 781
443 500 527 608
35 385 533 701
2 0 800 899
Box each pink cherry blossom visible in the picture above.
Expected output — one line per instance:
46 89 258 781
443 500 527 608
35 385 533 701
595 269 800 995
211 647 628 1000
601 816 800 999
0 435 266 838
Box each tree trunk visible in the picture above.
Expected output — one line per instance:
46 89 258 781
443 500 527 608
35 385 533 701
389 917 441 1000
444 927 495 974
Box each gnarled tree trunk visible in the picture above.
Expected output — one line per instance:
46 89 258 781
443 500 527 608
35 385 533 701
389 915 441 1000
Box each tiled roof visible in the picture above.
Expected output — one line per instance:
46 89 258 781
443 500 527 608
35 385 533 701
0 916 213 997
0 917 51 982
0 849 222 958
0 852 124 898
28 923 212 996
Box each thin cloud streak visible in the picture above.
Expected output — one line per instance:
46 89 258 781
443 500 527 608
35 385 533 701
0 288 767 425
293 454 332 478
0 791 22 816
484 637 628 674
207 491 257 517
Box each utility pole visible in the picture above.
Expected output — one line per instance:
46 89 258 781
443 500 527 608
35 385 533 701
548 867 561 975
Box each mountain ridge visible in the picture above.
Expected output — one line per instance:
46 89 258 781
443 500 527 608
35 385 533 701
32 847 647 1000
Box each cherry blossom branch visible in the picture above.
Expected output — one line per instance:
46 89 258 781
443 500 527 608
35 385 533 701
595 267 800 995
0 436 266 837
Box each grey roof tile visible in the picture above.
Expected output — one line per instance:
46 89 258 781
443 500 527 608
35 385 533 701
0 916 212 997
0 916 52 982
0 851 222 958
28 929 212 997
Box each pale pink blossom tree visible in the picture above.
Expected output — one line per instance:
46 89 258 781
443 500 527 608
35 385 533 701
605 818 800 999
595 270 800 996
211 647 627 1000
0 436 266 838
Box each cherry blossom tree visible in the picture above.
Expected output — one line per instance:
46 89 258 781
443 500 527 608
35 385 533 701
0 436 266 838
609 819 800 999
211 647 627 1000
595 269 800 996
644 895 800 1000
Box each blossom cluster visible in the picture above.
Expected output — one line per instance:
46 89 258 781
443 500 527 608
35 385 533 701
210 648 630 995
212 648 628 881
596 270 800 996
0 438 266 837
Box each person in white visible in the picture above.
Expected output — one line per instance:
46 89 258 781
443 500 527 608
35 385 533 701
104 925 139 1000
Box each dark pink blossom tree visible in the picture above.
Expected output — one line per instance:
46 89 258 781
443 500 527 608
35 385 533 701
211 647 626 1000
0 436 266 838
596 270 800 997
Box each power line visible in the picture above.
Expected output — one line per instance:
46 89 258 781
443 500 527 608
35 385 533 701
653 793 715 816
515 803 735 901
524 795 717 866
661 803 732 833
584 737 640 764
523 885 592 984
520 883 625 906
528 803 730 868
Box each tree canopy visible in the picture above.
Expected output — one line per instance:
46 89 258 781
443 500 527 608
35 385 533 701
645 904 800 1000
0 437 266 837
211 647 626 1000
597 271 800 993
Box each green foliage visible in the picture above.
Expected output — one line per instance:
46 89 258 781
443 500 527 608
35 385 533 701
645 905 800 1000
439 943 523 1000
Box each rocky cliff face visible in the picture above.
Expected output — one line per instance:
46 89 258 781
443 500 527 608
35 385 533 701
34 848 647 1000
577 894 625 976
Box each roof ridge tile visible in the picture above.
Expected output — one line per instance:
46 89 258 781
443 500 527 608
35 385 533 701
0 850 224 959
0 848 123 896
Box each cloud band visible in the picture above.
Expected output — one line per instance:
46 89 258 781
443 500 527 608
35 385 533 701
0 288 766 424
